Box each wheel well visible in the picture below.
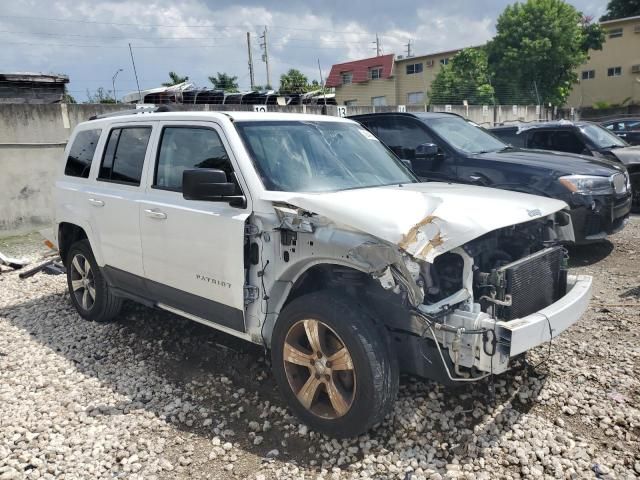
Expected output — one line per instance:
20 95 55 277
58 223 88 263
283 264 373 308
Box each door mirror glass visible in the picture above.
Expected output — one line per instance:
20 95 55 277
415 142 439 159
183 169 238 202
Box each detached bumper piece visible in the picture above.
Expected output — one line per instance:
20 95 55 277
495 274 592 357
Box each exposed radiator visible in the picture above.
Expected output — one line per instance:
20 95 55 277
497 246 566 320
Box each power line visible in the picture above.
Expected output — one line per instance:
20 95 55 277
0 14 387 37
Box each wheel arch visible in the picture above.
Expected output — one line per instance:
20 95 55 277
57 221 103 265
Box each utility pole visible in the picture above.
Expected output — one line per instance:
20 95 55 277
247 32 255 90
405 40 412 58
112 68 123 103
260 26 271 88
128 43 142 104
372 34 381 56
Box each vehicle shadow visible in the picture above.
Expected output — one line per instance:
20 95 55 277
0 289 549 472
566 240 614 267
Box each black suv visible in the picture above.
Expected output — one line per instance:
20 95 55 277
490 120 639 209
602 118 640 146
351 113 631 244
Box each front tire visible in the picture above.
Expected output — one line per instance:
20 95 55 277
66 240 122 322
271 291 398 437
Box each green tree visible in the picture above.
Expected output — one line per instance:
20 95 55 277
85 87 115 104
600 0 640 21
429 48 495 104
580 16 605 52
162 71 189 87
208 72 239 92
279 69 310 94
487 0 604 106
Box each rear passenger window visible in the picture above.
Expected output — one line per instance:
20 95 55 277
154 127 238 192
64 129 102 178
98 127 151 186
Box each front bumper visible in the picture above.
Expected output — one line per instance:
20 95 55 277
432 274 592 378
569 193 631 243
494 274 592 358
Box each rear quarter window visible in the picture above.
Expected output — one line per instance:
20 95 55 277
64 129 102 178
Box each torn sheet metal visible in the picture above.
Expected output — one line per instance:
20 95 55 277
261 183 567 263
273 205 315 233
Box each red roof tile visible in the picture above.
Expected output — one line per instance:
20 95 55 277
325 54 394 88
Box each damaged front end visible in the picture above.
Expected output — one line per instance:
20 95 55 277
263 184 591 385
362 211 590 383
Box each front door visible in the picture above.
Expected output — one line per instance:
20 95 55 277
361 115 456 181
138 122 250 332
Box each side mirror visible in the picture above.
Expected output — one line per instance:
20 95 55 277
415 142 439 159
183 169 245 207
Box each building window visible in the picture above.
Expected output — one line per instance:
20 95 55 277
407 91 425 104
608 27 623 38
607 66 622 77
406 63 423 75
440 57 450 65
341 72 353 85
345 99 357 106
581 70 595 80
369 67 383 80
371 96 387 107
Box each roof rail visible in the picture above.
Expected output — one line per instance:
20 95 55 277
88 105 171 121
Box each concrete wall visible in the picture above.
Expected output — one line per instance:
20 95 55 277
0 104 130 236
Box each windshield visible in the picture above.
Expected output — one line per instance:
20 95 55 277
235 121 416 192
580 123 627 148
427 116 507 154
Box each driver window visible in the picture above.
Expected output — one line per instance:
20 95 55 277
370 117 436 160
550 130 586 154
154 126 240 193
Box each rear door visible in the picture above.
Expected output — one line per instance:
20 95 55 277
87 123 154 277
138 121 250 332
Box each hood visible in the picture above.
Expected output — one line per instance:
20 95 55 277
261 182 567 262
608 146 640 166
476 148 626 176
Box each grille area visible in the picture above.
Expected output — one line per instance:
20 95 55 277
612 173 626 194
498 247 565 320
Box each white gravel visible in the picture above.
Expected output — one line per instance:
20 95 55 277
0 219 639 479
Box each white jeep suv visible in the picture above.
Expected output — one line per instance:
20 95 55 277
54 110 592 437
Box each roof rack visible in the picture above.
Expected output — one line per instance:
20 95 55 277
88 105 172 121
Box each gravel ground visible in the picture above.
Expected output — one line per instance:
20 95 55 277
1 219 639 480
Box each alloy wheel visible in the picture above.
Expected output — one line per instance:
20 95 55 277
283 319 356 419
69 253 96 311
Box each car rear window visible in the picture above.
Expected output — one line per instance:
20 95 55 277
64 129 102 178
98 127 152 186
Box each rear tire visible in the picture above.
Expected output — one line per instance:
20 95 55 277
271 291 398 437
66 240 122 322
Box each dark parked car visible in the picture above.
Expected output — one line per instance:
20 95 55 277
602 118 640 146
490 120 639 209
351 113 631 244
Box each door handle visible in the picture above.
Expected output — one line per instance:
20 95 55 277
144 208 167 220
88 198 105 207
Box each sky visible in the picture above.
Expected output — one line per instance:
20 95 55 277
1 0 607 101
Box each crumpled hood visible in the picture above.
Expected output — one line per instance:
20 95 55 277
261 182 567 262
608 146 640 166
